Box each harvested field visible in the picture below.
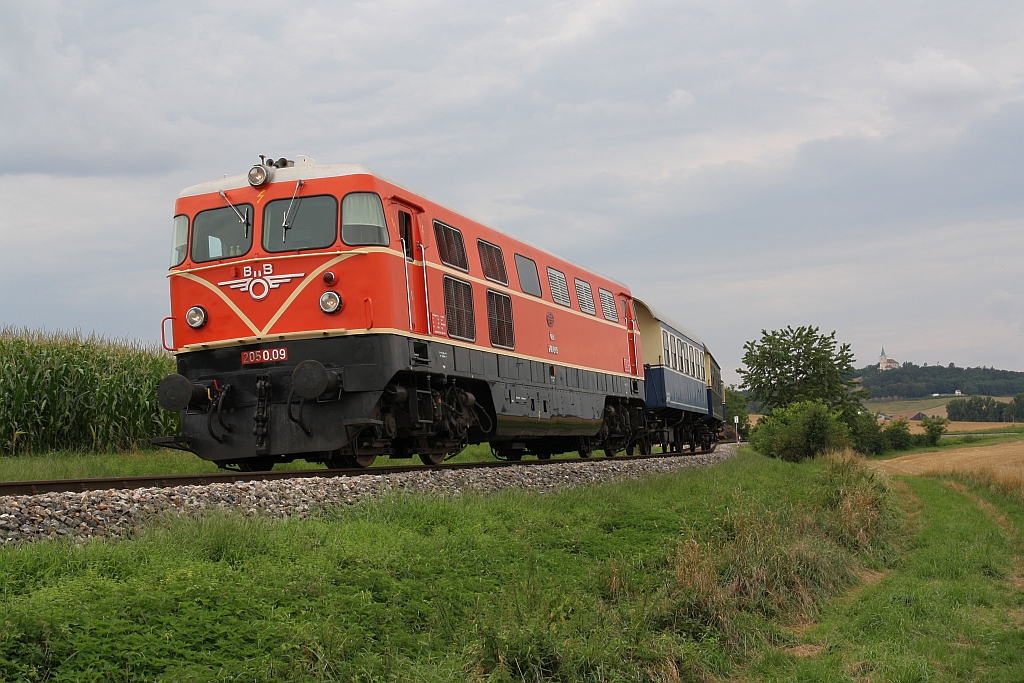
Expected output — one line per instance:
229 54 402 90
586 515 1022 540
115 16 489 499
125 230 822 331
873 440 1024 480
907 420 1023 434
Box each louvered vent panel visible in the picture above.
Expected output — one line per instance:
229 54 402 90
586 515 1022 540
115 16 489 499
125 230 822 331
433 222 469 271
477 240 508 285
443 276 475 341
598 288 619 322
486 290 515 349
546 268 571 307
574 279 596 315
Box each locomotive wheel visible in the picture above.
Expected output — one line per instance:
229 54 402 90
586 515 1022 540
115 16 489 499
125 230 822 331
577 438 592 458
505 450 523 461
688 441 697 454
625 444 635 456
352 454 377 468
638 438 652 455
419 452 445 466
536 453 552 460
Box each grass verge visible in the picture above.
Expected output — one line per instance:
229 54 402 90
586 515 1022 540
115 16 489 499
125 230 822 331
746 470 1024 681
0 451 899 681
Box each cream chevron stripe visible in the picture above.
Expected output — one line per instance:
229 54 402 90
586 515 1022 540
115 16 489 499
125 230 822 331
259 252 365 335
176 272 261 336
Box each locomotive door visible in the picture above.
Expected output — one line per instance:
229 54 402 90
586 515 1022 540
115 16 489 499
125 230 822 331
389 201 427 334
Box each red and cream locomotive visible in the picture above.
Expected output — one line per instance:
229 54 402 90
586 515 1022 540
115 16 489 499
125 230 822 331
155 157 724 469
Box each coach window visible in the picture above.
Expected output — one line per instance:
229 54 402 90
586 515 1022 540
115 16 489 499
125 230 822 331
191 205 253 263
514 254 542 297
398 211 415 260
342 192 389 246
662 330 670 367
263 195 337 252
170 215 189 267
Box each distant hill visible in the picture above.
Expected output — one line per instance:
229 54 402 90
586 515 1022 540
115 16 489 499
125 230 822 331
854 363 1024 399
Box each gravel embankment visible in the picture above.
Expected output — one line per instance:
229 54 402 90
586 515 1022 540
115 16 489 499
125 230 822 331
0 446 736 545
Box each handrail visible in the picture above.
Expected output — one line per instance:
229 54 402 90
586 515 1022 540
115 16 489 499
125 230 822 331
401 237 413 331
160 316 176 351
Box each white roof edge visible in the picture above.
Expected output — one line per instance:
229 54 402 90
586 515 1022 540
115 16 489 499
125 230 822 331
176 162 629 290
633 297 704 347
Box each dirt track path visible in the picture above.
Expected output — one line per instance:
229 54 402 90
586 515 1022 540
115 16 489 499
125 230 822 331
874 439 1024 478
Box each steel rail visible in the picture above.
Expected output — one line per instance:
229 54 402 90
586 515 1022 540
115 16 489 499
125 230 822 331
0 445 717 497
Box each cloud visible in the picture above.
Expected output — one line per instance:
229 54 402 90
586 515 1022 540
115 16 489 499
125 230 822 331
2 0 1024 385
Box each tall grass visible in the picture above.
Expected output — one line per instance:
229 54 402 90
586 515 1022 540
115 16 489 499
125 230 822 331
0 327 178 455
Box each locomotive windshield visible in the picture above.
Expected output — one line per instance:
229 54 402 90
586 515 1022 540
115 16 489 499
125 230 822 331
341 192 389 246
263 195 337 252
170 215 188 267
191 205 253 262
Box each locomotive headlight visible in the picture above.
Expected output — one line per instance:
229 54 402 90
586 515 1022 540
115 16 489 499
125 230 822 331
247 164 273 187
185 305 208 329
319 291 342 314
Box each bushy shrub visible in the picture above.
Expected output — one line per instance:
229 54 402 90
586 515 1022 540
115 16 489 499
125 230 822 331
840 407 883 455
749 401 850 462
918 415 949 446
881 418 913 451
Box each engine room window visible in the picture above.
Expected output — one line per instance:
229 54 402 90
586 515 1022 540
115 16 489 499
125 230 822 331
546 268 571 307
477 239 508 285
670 336 678 370
434 221 469 271
575 279 597 315
443 276 476 341
598 288 618 322
486 290 515 349
514 254 542 297
191 204 253 263
263 195 337 252
341 192 389 246
662 330 670 366
170 215 189 267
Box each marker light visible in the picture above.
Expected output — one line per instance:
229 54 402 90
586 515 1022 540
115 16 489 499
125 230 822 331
247 164 273 187
185 306 208 329
319 291 342 314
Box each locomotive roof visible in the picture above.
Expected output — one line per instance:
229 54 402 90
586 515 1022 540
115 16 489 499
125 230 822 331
633 297 704 348
178 163 627 289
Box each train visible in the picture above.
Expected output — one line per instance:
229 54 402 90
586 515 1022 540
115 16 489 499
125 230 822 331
154 156 725 470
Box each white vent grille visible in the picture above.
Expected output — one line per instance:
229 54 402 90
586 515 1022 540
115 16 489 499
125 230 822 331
598 288 618 322
575 279 596 315
546 268 571 307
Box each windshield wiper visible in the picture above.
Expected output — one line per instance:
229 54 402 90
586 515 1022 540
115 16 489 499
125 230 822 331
281 180 305 243
219 191 251 238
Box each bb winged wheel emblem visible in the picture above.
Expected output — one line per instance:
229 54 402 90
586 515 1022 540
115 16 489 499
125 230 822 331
217 263 305 301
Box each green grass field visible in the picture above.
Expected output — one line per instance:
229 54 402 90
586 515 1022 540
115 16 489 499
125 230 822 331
0 451 909 681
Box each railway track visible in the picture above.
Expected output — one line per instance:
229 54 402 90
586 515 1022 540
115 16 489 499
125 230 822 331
0 446 717 497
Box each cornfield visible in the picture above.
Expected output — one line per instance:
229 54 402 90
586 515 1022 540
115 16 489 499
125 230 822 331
0 327 179 455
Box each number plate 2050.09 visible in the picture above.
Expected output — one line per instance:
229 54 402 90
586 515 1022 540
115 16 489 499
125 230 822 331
241 348 289 365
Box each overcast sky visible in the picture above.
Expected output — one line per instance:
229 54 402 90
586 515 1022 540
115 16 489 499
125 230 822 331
2 0 1022 383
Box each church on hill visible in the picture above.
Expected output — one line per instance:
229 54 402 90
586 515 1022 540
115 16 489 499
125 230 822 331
879 347 900 371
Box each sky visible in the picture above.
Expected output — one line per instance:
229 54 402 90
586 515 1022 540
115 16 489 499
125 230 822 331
2 0 1022 384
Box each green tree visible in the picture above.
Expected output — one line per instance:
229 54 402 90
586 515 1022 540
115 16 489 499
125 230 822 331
737 325 868 413
724 385 752 438
919 415 949 446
